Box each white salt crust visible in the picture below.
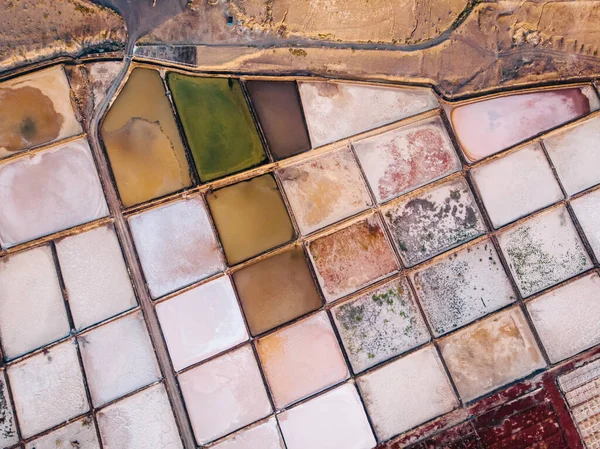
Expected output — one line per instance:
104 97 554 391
212 417 285 449
56 225 136 330
79 312 161 407
24 417 100 449
298 81 438 148
357 345 457 441
0 65 83 158
544 115 600 195
0 245 70 360
277 146 372 235
0 138 108 247
497 206 593 297
572 188 600 260
411 239 516 337
129 195 225 298
156 275 248 372
528 273 600 363
97 383 183 449
7 340 89 439
353 116 461 203
278 382 376 449
0 370 18 448
179 345 272 445
471 143 563 228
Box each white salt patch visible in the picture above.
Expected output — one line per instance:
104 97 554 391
56 225 136 330
544 115 600 195
256 312 349 409
156 275 248 372
129 195 225 298
353 116 461 203
7 340 89 438
0 65 83 158
0 245 69 360
277 146 372 235
439 307 546 401
572 189 600 260
88 62 122 111
278 382 376 449
411 239 517 336
497 206 592 297
179 345 272 445
0 138 108 247
0 370 18 448
97 383 183 449
528 273 600 363
471 143 563 228
298 81 438 148
25 417 100 449
79 312 160 407
212 417 285 449
332 277 430 373
357 345 457 440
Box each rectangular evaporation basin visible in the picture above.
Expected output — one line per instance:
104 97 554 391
245 80 311 160
167 73 267 182
0 137 108 248
0 65 82 159
101 68 192 207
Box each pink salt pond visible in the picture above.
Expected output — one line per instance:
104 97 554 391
450 86 599 162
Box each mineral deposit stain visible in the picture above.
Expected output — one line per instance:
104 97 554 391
451 87 598 162
167 73 266 182
384 178 485 267
246 80 311 160
353 117 461 203
308 216 398 301
101 68 191 207
233 246 322 335
207 174 294 265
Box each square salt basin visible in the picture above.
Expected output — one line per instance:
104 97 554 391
439 307 546 402
245 80 311 160
357 345 458 441
0 137 108 247
544 115 600 195
278 383 376 449
129 195 225 298
471 143 563 228
78 311 161 407
527 272 600 363
179 345 272 445
448 86 600 162
410 239 517 337
383 177 486 267
353 116 461 204
277 146 372 235
332 277 430 373
97 383 183 449
0 370 18 448
497 206 592 297
56 224 136 330
232 246 322 336
572 188 600 260
101 68 192 207
256 312 348 409
212 417 285 449
308 215 399 302
7 340 89 439
207 174 294 265
25 416 100 449
0 245 69 360
0 65 82 158
156 275 248 372
298 81 438 148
